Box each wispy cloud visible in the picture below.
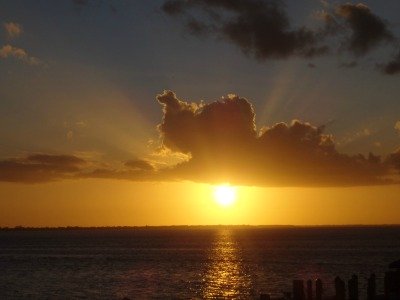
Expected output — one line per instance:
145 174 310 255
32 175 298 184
3 22 23 39
0 154 86 183
0 44 41 65
338 128 372 147
395 121 400 133
125 159 154 171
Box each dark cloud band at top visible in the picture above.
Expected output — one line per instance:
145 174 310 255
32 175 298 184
162 0 329 60
162 0 399 74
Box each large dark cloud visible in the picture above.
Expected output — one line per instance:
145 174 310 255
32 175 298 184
334 3 393 56
157 90 256 156
162 0 329 59
162 0 398 71
156 91 400 186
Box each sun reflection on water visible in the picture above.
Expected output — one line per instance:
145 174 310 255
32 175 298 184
202 229 252 299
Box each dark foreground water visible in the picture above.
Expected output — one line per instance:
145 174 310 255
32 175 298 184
1 226 400 299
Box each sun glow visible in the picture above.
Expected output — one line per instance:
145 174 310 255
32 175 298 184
213 185 237 207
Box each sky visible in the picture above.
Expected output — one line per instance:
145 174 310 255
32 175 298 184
1 0 400 227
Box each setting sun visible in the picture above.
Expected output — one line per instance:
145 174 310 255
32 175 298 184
213 185 237 207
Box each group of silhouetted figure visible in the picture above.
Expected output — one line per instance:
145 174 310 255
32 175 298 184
259 260 400 300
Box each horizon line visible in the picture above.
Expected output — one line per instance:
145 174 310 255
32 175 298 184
2 224 400 230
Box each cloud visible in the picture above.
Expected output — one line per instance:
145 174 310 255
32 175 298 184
155 91 399 186
1 24 42 66
395 121 400 133
2 92 400 186
334 3 394 56
4 22 23 39
0 153 158 183
162 1 397 69
338 128 372 146
125 159 154 171
0 154 86 183
314 10 341 37
79 164 159 182
0 44 27 59
78 168 147 181
156 90 256 155
0 44 41 65
381 51 400 75
162 0 329 60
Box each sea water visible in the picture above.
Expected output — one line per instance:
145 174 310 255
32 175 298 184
1 226 399 299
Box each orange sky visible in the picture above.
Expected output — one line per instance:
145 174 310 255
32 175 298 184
1 180 400 227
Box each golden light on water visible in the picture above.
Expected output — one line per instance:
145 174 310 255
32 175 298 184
213 185 237 207
202 229 252 298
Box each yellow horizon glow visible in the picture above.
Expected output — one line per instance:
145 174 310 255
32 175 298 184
1 180 400 227
213 185 237 207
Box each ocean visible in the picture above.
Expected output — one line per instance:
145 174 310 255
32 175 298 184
1 226 399 299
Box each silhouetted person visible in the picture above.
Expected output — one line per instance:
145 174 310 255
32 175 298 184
367 273 376 300
293 280 305 300
307 279 312 300
348 274 358 300
315 278 323 300
334 276 345 300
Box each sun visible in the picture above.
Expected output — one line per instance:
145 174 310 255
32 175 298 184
213 185 237 207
